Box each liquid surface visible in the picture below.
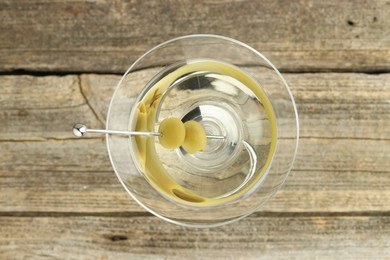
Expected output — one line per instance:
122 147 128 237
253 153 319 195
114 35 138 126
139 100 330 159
130 59 277 206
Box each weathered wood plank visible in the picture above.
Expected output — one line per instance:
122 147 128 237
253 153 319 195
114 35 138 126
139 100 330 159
288 73 390 139
0 0 389 73
2 138 390 176
1 72 389 140
1 137 389 213
0 75 106 140
0 215 389 259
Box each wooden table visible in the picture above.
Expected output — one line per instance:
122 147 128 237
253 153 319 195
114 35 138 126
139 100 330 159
1 1 389 258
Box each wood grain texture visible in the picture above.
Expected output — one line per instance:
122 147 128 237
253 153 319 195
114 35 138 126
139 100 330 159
0 215 389 259
0 73 389 214
0 0 389 73
1 1 390 256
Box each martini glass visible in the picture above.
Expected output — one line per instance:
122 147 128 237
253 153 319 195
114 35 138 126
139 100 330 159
105 34 299 227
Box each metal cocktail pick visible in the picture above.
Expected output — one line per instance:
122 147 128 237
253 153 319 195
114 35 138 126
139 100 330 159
72 123 225 140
